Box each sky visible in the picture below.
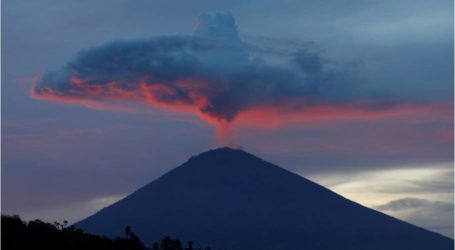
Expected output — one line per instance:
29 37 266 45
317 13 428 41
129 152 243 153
2 0 454 238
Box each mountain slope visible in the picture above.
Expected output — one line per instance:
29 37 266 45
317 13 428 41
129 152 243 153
75 148 453 250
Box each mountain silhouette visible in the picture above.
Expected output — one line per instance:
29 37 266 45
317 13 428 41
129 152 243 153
75 147 453 250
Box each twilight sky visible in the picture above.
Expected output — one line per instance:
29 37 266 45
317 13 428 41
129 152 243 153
2 0 454 237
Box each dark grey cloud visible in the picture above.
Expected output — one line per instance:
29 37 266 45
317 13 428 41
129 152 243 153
375 198 452 211
33 12 401 125
375 197 454 237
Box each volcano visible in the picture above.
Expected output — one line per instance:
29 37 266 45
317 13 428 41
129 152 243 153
75 148 453 250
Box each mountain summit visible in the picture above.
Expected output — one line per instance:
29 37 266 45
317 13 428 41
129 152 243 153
75 148 453 250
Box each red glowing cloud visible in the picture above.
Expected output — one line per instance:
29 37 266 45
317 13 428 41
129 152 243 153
234 102 449 128
30 12 452 143
31 73 447 144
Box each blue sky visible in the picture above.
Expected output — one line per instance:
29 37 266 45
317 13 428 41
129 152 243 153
2 0 453 237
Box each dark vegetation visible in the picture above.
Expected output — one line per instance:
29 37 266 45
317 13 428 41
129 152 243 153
2 215 222 250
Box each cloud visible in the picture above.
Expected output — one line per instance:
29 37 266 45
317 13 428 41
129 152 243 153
374 197 451 211
9 193 127 225
309 165 454 237
31 11 439 137
376 167 454 195
374 197 454 238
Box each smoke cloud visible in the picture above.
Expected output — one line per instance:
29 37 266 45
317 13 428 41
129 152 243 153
32 12 431 138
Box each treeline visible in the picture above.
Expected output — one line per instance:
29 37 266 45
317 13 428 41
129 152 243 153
2 215 223 250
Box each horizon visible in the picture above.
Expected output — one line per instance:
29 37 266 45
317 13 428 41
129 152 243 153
2 0 454 241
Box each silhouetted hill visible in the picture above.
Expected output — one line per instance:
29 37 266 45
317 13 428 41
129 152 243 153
75 147 454 250
2 215 215 250
2 214 145 250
